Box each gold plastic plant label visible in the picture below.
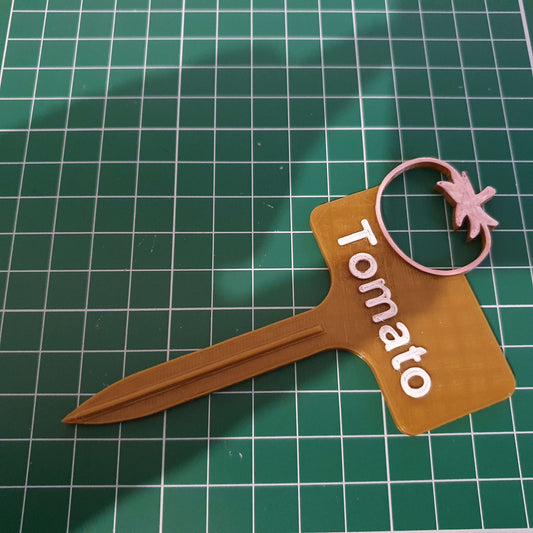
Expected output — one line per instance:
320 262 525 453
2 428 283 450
64 158 515 435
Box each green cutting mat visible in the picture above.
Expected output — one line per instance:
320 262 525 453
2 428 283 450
1 0 532 531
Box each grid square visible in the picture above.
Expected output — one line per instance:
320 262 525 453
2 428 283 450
111 39 147 67
114 11 148 37
55 198 94 232
28 440 74 485
209 486 252 533
127 311 169 350
254 438 297 483
325 98 360 128
300 484 345 533
45 404 81 441
64 130 102 162
140 130 177 161
143 69 177 97
79 352 124 394
209 438 252 484
135 197 174 232
44 11 79 38
108 68 143 96
210 393 252 438
173 234 211 269
98 163 135 196
148 10 181 37
163 487 206 531
0 441 29 487
501 306 533 346
0 132 26 163
90 234 131 270
254 392 296 436
293 269 330 307
5 271 46 310
76 40 112 67
517 433 533 478
146 39 181 66
212 308 252 344
69 488 115 533
300 438 343 483
432 435 477 480
130 271 171 308
217 40 251 67
4 40 41 68
346 484 390 532
37 353 79 394
388 435 432 481
105 98 141 128
215 197 251 231
254 269 291 308
398 98 434 128
68 99 105 128
216 130 251 162
0 70 36 98
219 11 250 37
0 396 34 438
171 309 211 349
94 197 134 232
344 437 387 481
216 98 250 128
253 11 285 37
12 234 52 270
341 392 383 435
495 268 533 306
40 39 76 67
391 482 436 530
215 163 250 196
79 11 114 37
0 164 22 196
255 486 299 532
479 481 527 528
298 392 340 436
436 482 482 529
115 488 161 533
288 39 321 67
0 353 38 393
475 434 520 478
46 272 88 310
253 39 286 67
26 130 64 162
118 440 163 485
49 234 89 270
0 99 31 129
10 11 45 38
164 440 207 484
84 311 127 350
297 351 338 390
42 312 85 351
21 489 69 533
138 163 175 195
87 271 129 309
213 270 252 307
252 68 286 96
171 270 211 308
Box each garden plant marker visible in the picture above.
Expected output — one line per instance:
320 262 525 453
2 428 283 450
63 158 515 435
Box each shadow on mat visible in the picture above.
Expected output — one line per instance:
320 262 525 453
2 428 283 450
0 21 459 532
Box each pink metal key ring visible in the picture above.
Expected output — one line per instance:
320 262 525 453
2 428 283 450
375 157 499 277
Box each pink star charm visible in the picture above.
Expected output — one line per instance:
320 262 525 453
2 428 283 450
435 171 499 242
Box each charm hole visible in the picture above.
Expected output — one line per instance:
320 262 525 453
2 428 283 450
380 166 483 273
